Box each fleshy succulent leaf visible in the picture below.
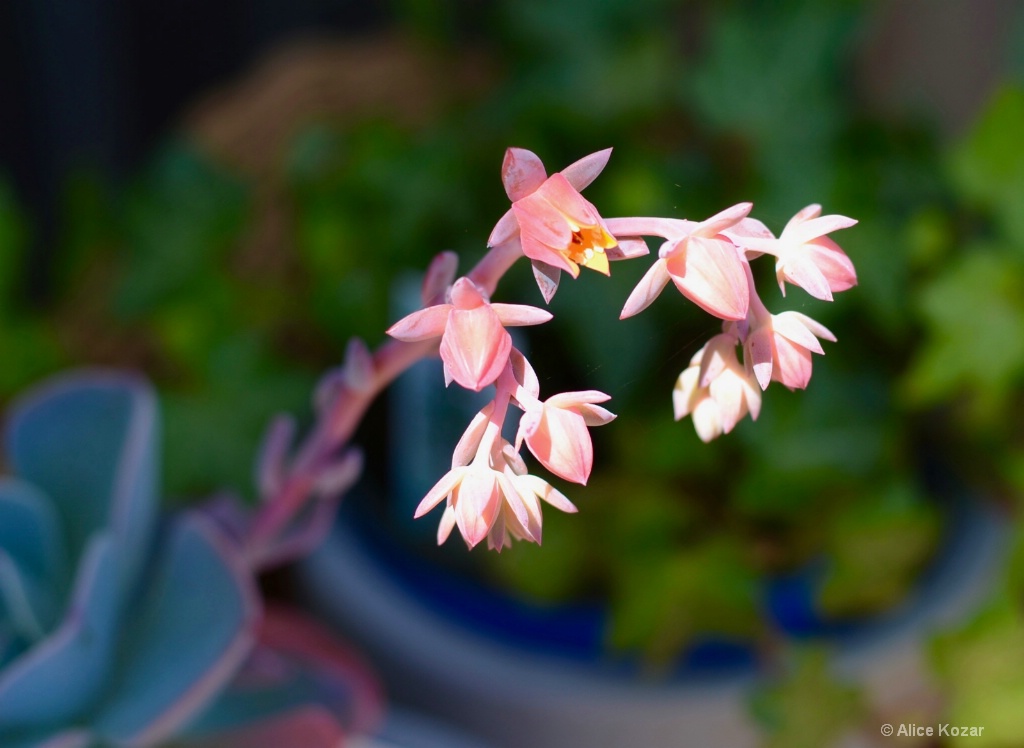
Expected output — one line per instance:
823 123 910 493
92 514 259 746
5 373 159 592
0 534 121 729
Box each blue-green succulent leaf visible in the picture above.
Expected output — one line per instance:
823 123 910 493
93 513 258 746
0 479 66 587
0 534 120 730
5 372 159 592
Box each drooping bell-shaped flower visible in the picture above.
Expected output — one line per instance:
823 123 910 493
771 204 857 301
516 390 616 485
672 334 761 442
387 277 552 391
744 310 837 391
487 148 627 302
618 203 752 321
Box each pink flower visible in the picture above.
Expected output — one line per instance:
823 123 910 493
618 204 752 321
744 311 836 391
415 432 577 551
672 334 761 442
386 276 552 391
487 148 637 302
772 204 857 301
516 390 616 485
415 463 504 549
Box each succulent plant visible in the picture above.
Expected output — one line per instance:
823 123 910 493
0 371 379 747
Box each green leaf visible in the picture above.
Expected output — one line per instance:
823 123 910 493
932 598 1024 746
751 649 864 748
948 85 1024 246
117 143 249 316
903 249 1024 419
818 478 940 617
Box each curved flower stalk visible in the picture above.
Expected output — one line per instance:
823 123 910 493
244 146 856 560
0 372 382 747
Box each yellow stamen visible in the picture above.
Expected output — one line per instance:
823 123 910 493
565 226 616 276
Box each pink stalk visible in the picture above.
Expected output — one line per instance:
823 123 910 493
247 241 524 548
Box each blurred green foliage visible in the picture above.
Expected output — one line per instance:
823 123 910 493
1 1 1022 735
750 649 866 748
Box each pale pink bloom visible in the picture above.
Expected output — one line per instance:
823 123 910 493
487 148 636 302
485 443 578 550
417 435 571 550
744 310 836 391
516 390 616 485
773 204 857 300
672 334 761 442
415 464 504 549
619 203 752 321
386 276 551 391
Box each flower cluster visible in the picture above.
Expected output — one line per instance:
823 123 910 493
387 148 857 548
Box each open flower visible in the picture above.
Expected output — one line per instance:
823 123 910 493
744 310 837 390
487 148 630 302
485 444 577 551
771 204 857 300
672 334 761 442
516 391 616 485
387 277 552 391
618 204 752 321
416 459 542 551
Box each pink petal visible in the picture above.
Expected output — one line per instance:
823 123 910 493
784 204 823 232
720 217 777 254
546 390 611 407
451 404 494 468
440 306 512 391
746 328 774 390
487 208 520 247
691 399 723 442
509 348 540 400
513 192 572 249
772 336 814 390
414 468 465 518
497 474 535 541
672 368 701 420
532 173 602 227
519 232 577 277
709 373 745 433
806 237 858 292
788 311 836 342
781 255 833 301
421 251 458 305
605 216 693 239
606 237 649 260
386 305 450 342
787 214 858 245
519 475 577 513
531 259 562 303
620 258 671 319
341 336 375 392
448 277 486 310
437 505 457 544
694 202 753 237
502 148 548 202
575 403 616 426
772 313 825 353
454 472 501 548
560 147 612 191
491 303 554 327
667 237 749 320
526 407 593 485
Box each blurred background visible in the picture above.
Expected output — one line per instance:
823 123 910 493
2 0 1024 745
